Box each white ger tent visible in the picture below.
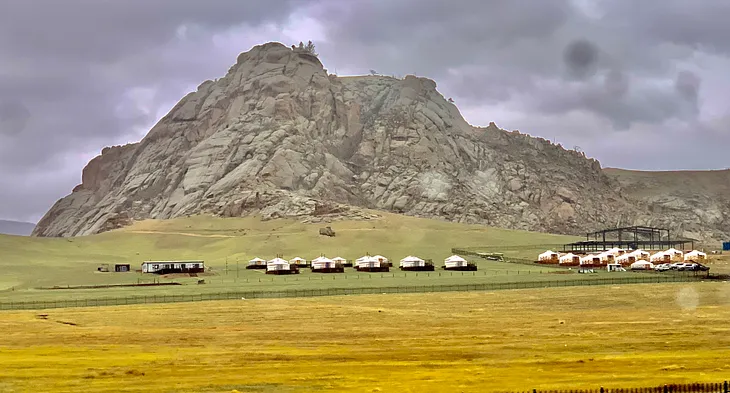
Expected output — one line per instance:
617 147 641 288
558 253 580 265
356 256 381 269
664 248 684 262
684 250 707 261
248 257 266 267
630 260 654 270
627 249 650 260
650 251 671 263
538 250 559 263
444 255 468 269
399 255 426 268
311 256 336 269
289 257 307 265
332 257 347 264
266 257 290 271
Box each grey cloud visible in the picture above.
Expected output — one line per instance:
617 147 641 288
0 0 313 221
563 39 600 79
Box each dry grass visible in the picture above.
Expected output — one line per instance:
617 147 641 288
2 282 730 392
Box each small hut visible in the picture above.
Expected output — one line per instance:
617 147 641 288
558 253 580 266
332 256 352 267
537 250 559 264
443 255 477 271
684 250 707 262
650 252 671 264
399 256 434 271
355 256 389 272
289 257 308 268
266 258 299 275
630 260 655 270
615 253 637 267
247 257 267 269
311 256 344 273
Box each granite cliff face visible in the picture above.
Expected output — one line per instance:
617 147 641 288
34 42 655 238
605 169 730 243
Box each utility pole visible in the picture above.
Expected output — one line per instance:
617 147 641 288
236 257 239 279
225 257 228 276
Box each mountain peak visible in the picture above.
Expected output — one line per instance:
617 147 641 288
32 42 726 242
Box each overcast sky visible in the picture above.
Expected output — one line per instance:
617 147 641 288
1 0 729 223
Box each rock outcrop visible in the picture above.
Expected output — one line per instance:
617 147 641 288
34 41 714 241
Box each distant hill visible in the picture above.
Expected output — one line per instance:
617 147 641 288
0 220 35 236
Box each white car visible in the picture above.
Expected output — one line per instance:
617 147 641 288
655 264 671 272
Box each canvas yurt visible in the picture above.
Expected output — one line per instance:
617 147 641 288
630 260 654 270
558 253 580 266
628 249 650 261
289 257 308 267
332 257 352 267
615 253 637 267
684 250 707 262
311 256 344 273
596 252 615 265
650 251 671 264
443 255 476 271
266 258 299 275
605 248 626 256
399 256 434 271
355 256 389 272
580 254 600 267
537 250 559 264
246 257 267 269
372 255 392 267
664 248 684 262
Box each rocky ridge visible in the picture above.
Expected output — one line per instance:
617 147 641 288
32 42 723 242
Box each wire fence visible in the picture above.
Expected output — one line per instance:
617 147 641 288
0 274 704 311
514 380 729 393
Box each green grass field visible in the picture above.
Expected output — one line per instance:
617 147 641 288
0 213 576 285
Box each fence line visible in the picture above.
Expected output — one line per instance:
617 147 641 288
0 274 704 311
516 380 729 393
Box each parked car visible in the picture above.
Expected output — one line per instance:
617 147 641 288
655 264 671 272
669 263 683 270
686 263 710 272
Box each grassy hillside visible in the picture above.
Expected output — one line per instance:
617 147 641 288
604 167 730 199
1 283 727 392
0 212 578 292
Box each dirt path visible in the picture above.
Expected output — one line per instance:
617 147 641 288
126 230 236 238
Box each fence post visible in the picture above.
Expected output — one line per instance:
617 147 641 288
600 387 604 393
724 381 728 393
664 384 668 393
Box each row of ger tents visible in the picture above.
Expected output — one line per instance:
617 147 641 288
246 255 474 274
538 248 707 270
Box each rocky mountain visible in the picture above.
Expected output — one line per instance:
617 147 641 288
605 168 730 243
0 220 35 236
32 42 725 243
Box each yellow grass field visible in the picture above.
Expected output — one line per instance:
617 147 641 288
2 282 730 393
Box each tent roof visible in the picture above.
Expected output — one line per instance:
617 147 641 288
372 255 388 261
445 255 467 262
267 258 288 264
289 257 306 262
400 255 424 263
665 248 683 254
332 257 347 262
312 256 334 263
249 257 266 263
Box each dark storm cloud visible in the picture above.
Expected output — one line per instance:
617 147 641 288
563 39 600 79
313 0 724 130
0 0 312 221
